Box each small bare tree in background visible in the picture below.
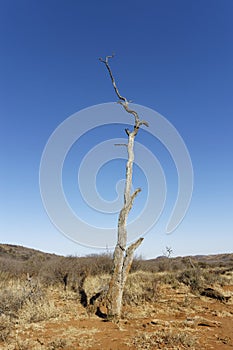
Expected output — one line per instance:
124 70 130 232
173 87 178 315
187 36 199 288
99 55 149 319
164 246 173 259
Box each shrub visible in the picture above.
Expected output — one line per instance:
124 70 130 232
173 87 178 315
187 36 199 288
123 271 159 305
177 268 204 292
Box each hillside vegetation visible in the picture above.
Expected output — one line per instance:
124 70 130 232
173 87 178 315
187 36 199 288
0 244 233 349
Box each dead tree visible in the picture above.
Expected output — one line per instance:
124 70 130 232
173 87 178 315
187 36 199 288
99 55 149 319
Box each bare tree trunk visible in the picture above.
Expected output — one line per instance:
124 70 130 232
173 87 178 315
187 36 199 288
100 55 148 319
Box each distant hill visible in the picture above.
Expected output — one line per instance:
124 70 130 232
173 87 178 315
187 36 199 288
0 243 58 261
129 253 232 274
0 243 232 268
147 253 233 266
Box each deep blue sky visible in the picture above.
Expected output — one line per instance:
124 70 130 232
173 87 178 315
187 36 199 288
1 0 233 258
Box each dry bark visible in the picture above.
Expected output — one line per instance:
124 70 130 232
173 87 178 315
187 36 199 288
99 55 148 319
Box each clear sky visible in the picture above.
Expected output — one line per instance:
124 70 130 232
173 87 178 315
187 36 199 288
1 0 233 258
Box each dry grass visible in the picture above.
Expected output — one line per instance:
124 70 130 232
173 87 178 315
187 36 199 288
2 338 68 350
0 315 11 342
0 278 59 345
83 273 110 300
132 329 198 349
18 298 59 324
1 246 233 349
123 271 159 305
